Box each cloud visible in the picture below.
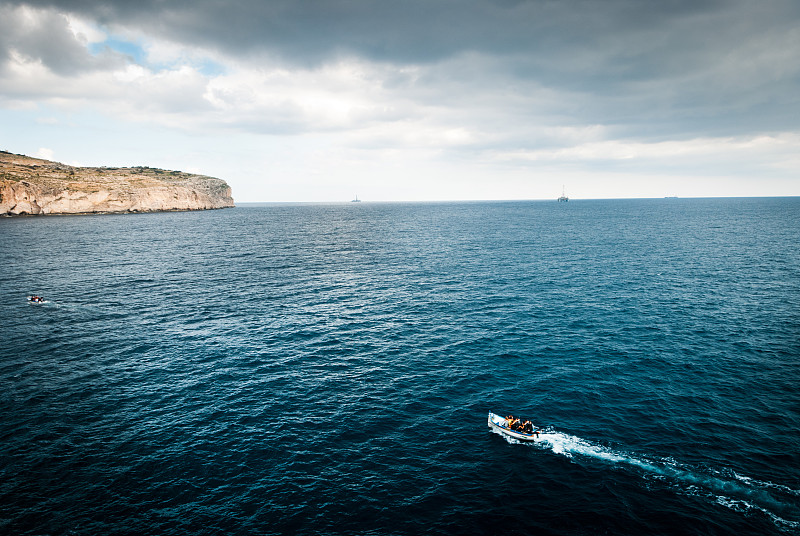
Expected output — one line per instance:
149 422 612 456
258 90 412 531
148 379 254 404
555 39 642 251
3 0 799 140
0 4 127 76
496 133 800 162
4 1 742 64
35 146 53 159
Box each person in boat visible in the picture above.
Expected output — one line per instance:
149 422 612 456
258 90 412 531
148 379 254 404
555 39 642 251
522 421 533 434
524 421 541 437
505 415 515 429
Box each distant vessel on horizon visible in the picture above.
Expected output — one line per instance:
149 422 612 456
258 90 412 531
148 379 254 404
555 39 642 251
352 195 361 203
558 185 569 202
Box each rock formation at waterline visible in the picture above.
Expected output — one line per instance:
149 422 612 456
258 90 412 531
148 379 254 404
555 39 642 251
0 151 234 215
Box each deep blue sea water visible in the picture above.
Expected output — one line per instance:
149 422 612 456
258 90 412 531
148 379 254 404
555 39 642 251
1 198 799 535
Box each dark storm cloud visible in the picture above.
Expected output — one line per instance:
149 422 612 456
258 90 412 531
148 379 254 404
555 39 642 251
0 4 127 75
9 0 792 66
11 2 800 96
4 0 800 139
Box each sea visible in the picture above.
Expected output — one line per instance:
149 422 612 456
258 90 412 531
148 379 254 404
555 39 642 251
1 198 799 535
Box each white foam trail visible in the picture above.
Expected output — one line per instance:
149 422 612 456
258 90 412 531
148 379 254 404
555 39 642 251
734 472 800 497
715 496 800 531
538 431 627 463
493 427 800 530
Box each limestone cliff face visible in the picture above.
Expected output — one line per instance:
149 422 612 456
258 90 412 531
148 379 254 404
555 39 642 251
0 151 234 216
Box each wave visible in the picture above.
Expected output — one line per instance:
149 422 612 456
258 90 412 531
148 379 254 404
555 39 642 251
492 427 800 531
24 297 114 312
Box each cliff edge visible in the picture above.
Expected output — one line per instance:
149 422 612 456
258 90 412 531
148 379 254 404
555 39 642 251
0 151 234 215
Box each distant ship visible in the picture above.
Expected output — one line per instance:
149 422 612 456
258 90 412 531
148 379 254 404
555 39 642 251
351 195 361 203
558 186 569 202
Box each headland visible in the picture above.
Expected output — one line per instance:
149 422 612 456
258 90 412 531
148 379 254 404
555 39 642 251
0 151 234 216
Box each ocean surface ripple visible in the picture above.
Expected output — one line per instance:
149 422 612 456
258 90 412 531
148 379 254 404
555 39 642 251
2 198 799 535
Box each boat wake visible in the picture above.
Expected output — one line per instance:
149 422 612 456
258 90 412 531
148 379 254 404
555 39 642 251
492 427 800 531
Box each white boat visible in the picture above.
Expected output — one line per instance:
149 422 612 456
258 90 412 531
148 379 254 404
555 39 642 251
488 412 543 442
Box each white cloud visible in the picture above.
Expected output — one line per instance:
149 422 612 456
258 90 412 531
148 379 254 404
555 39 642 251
494 134 800 164
112 64 149 82
35 147 54 160
65 14 106 44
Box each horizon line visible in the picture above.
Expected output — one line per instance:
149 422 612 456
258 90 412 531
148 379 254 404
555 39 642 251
234 195 800 205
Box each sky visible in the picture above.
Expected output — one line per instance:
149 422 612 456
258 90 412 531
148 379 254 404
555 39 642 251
1 0 799 202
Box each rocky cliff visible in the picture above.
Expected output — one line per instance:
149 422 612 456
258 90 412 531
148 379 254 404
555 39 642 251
0 151 234 215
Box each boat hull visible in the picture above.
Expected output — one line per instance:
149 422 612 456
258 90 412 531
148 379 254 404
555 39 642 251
488 412 542 442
